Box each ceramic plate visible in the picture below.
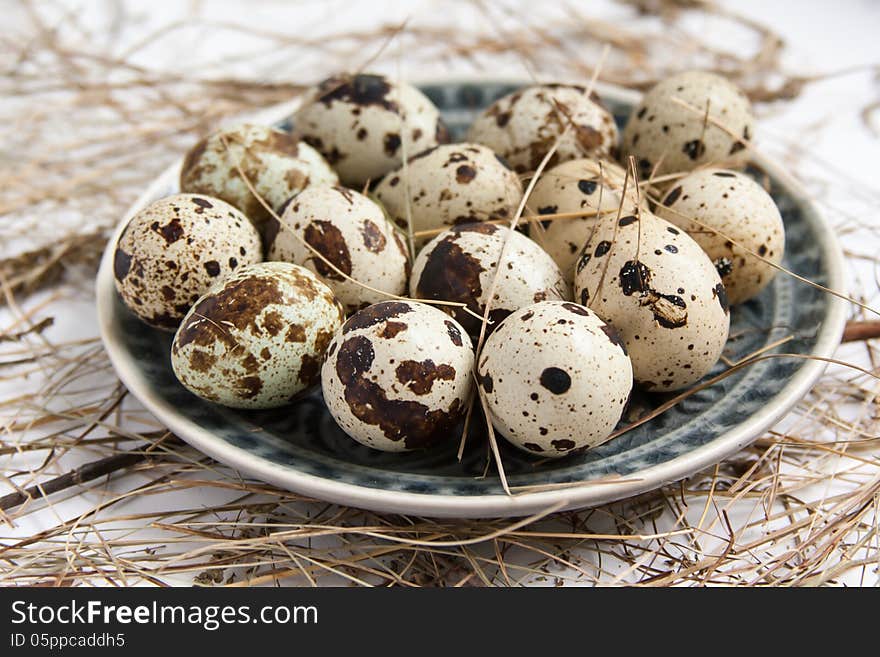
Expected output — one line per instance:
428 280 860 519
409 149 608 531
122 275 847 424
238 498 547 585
96 79 846 518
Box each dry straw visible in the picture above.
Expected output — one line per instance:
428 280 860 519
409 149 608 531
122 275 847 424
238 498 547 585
1 0 879 586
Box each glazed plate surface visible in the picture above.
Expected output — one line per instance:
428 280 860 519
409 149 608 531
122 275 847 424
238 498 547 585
96 80 846 518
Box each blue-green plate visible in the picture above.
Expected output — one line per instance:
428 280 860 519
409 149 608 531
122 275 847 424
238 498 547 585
96 79 846 518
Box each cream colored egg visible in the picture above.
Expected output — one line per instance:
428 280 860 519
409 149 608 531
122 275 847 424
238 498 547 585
477 300 632 456
622 71 754 181
113 193 262 330
266 185 410 313
654 168 784 305
293 73 447 187
573 209 730 391
466 84 618 174
374 143 523 242
526 158 627 282
409 223 569 338
171 262 345 409
321 301 474 452
179 123 338 233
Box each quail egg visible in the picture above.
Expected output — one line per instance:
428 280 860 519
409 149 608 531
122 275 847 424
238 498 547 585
526 158 628 282
466 84 618 173
266 185 410 313
654 168 784 305
293 73 448 187
321 300 474 452
171 262 344 409
113 193 262 330
622 71 754 180
410 223 569 338
179 123 338 233
373 143 523 241
573 208 730 391
476 300 632 456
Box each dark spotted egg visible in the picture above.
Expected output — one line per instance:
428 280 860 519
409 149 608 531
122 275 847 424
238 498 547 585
179 123 338 234
373 143 522 243
655 168 784 305
321 300 474 452
171 262 344 409
409 223 570 339
266 185 409 313
113 193 262 331
466 84 618 174
526 158 626 283
477 300 632 456
573 208 730 392
293 73 447 187
622 71 754 181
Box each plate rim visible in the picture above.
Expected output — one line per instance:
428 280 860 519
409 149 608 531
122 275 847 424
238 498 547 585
96 77 847 518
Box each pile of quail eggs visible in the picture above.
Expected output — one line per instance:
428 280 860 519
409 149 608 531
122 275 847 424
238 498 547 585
113 70 785 459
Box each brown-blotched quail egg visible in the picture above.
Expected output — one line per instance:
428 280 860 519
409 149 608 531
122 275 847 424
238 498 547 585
293 73 448 187
573 209 730 391
466 84 618 174
622 71 754 180
113 193 262 330
373 143 523 241
321 300 474 452
266 185 410 313
410 223 569 338
179 123 338 233
171 262 344 409
526 158 626 282
654 168 784 305
477 300 632 457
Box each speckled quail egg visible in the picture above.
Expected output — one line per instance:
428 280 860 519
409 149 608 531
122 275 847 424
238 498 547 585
179 123 338 233
622 71 754 181
654 168 784 305
549 157 648 210
466 84 618 174
573 208 730 391
410 223 569 338
292 73 448 187
113 193 262 330
321 300 474 452
171 262 344 409
476 300 632 457
373 143 523 241
266 185 410 313
526 158 628 282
